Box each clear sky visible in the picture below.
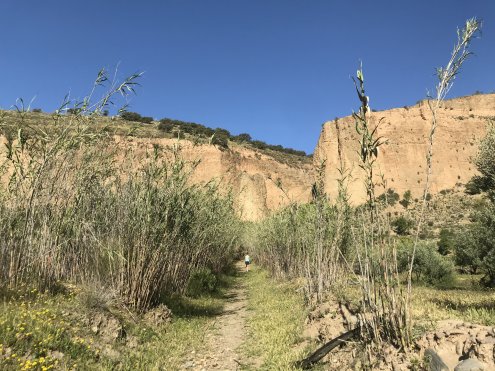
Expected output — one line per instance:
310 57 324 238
0 1 494 154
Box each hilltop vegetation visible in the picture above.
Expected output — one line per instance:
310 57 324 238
0 108 312 169
95 109 310 157
156 116 309 157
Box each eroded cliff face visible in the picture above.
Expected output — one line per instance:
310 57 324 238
110 136 313 221
314 94 495 204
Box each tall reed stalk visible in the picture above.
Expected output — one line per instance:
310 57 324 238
406 17 481 331
350 18 481 352
254 163 351 302
0 69 241 312
350 66 409 349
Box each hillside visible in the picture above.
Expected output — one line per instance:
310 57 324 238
314 93 495 204
0 110 313 221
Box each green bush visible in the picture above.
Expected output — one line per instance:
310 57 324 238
391 216 414 235
465 176 488 195
399 190 412 208
232 133 252 143
140 116 153 124
397 240 455 288
157 119 174 132
437 228 455 255
455 206 495 285
212 129 229 148
120 111 153 124
120 111 142 122
471 124 495 200
455 126 495 285
186 268 218 297
378 188 400 206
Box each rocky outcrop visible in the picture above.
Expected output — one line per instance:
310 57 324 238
314 94 495 204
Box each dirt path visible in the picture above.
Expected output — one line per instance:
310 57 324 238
180 262 250 370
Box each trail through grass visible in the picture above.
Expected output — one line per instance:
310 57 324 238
0 263 261 370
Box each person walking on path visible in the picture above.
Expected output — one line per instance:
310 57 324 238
244 254 251 272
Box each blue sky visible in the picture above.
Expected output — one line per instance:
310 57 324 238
0 1 494 154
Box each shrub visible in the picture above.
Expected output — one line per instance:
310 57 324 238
121 111 153 124
397 240 455 287
214 128 231 138
454 227 483 274
455 126 495 286
378 188 400 206
455 206 495 285
32 108 42 113
399 190 412 208
140 116 153 124
437 228 454 255
67 108 81 115
251 140 267 150
186 268 218 297
465 176 489 195
232 133 252 143
473 124 495 199
392 216 414 235
158 119 174 132
120 111 142 122
212 129 229 148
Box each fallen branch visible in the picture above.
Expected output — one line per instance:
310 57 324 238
296 327 360 369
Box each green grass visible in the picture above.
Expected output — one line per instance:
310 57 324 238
122 316 214 370
0 288 107 370
0 277 235 370
241 267 308 370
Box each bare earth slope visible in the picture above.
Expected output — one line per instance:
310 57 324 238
314 94 495 204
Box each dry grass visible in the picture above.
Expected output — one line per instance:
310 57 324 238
337 273 495 339
0 108 241 312
412 282 495 328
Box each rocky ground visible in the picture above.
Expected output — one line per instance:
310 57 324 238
303 298 495 370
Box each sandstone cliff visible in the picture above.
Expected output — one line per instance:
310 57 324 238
314 94 495 204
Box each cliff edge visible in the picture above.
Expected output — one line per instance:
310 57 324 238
313 94 495 204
